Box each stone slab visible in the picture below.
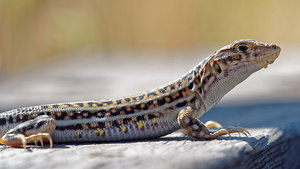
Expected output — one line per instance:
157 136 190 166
0 102 300 169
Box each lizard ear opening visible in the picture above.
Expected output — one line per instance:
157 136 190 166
213 62 222 74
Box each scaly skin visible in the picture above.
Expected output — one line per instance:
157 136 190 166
0 39 281 148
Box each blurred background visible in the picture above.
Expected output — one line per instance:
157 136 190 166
1 0 299 72
0 0 300 110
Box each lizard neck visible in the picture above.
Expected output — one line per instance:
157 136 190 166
193 55 258 113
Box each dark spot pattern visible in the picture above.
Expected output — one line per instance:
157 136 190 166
139 94 145 100
36 121 46 128
170 84 176 89
176 101 187 108
148 114 156 120
116 100 122 104
147 92 157 97
53 105 59 108
199 87 203 94
218 53 224 58
188 83 194 89
87 102 94 106
136 115 145 121
204 74 212 83
66 104 75 107
56 123 85 131
157 98 166 106
42 105 49 109
0 118 6 125
104 101 113 105
24 123 35 132
112 120 120 128
8 116 14 123
159 88 165 93
55 111 68 120
134 104 142 111
122 118 132 124
124 98 131 102
76 103 84 107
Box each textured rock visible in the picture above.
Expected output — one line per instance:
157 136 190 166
0 104 299 169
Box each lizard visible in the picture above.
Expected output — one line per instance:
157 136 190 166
0 39 281 149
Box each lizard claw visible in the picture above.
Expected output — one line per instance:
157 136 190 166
226 126 251 137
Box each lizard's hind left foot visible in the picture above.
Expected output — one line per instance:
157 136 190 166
0 115 56 149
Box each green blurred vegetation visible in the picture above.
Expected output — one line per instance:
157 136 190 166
0 0 299 72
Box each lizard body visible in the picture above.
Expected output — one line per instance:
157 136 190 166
0 39 281 148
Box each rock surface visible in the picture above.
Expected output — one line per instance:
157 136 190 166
1 102 300 169
0 47 299 169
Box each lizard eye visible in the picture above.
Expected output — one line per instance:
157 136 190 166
213 62 222 74
237 44 249 53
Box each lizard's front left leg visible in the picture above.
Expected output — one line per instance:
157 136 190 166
0 115 56 149
177 106 250 140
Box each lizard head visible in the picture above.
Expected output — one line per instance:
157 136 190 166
212 39 281 73
200 39 281 110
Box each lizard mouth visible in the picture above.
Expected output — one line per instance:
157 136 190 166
263 44 281 68
246 46 281 69
263 53 279 68
239 52 280 69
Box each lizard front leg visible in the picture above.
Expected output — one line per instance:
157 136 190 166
177 106 250 140
0 115 56 149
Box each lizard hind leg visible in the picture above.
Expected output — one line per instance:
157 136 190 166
26 133 53 148
177 106 250 140
0 115 56 149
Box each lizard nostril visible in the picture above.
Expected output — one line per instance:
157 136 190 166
271 45 277 50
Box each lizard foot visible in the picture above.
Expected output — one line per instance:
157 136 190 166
0 133 53 149
0 115 56 149
177 106 250 140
